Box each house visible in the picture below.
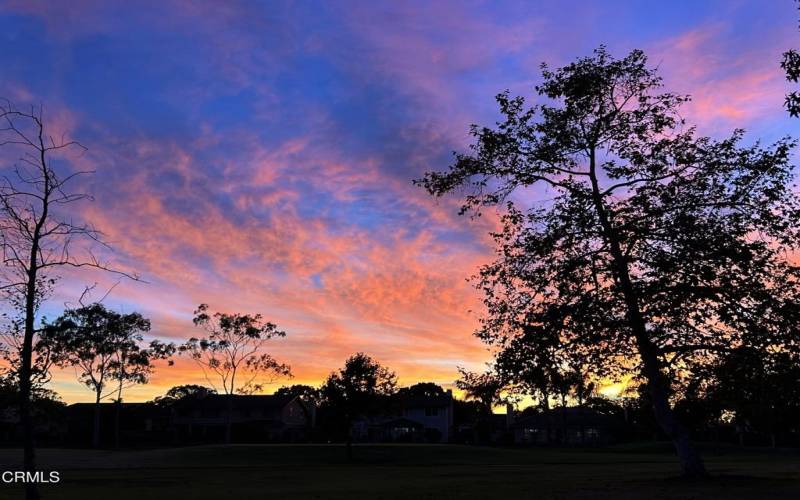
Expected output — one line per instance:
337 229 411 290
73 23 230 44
398 389 454 443
351 388 455 443
65 402 169 446
452 409 512 445
171 394 315 443
511 406 618 446
352 416 426 442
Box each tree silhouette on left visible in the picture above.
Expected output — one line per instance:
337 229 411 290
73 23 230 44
0 101 138 500
42 303 173 448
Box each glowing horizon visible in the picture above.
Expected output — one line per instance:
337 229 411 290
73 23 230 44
0 0 798 403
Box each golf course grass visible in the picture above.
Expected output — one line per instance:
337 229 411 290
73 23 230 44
0 443 798 499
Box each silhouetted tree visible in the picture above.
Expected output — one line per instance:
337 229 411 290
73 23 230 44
417 47 800 476
704 347 800 447
455 368 504 414
320 353 397 460
0 374 65 444
153 384 217 407
397 382 448 399
0 102 138 499
274 384 320 436
455 368 505 444
494 331 560 440
180 304 292 443
109 335 173 448
0 317 55 401
42 303 171 448
274 384 320 404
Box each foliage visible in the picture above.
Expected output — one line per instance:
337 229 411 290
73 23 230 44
704 348 800 439
320 353 397 409
152 384 216 407
319 353 397 444
42 303 172 402
782 2 800 117
397 382 448 399
454 368 505 413
274 384 321 404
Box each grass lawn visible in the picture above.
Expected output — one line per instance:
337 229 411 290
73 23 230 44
0 443 798 499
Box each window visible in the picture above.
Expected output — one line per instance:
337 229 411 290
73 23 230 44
425 407 439 417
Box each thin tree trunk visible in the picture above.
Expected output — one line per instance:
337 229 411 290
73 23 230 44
542 391 552 444
560 394 568 444
114 401 121 449
93 390 102 448
225 393 233 444
578 392 585 445
588 147 706 478
114 381 123 449
20 191 46 500
19 296 38 500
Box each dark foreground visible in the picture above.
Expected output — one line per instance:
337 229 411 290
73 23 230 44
0 444 798 499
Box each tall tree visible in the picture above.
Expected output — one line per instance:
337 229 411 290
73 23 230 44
320 353 397 460
109 332 173 448
417 47 800 477
455 368 506 444
42 303 171 448
0 102 136 498
180 303 292 443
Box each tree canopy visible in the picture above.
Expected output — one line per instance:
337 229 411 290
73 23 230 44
418 46 800 476
180 303 292 396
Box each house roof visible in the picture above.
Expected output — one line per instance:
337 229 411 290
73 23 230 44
398 392 453 409
66 402 167 417
511 407 615 429
173 394 296 411
68 402 154 408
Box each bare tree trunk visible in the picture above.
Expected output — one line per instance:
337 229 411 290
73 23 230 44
542 390 552 444
20 202 45 500
577 391 585 445
225 394 233 444
588 148 706 478
114 381 123 449
93 390 102 448
20 289 38 500
560 393 568 444
114 400 121 449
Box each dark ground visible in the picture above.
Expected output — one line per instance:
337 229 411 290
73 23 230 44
0 443 798 499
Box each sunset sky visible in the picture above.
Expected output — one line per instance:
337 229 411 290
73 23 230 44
1 0 798 403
